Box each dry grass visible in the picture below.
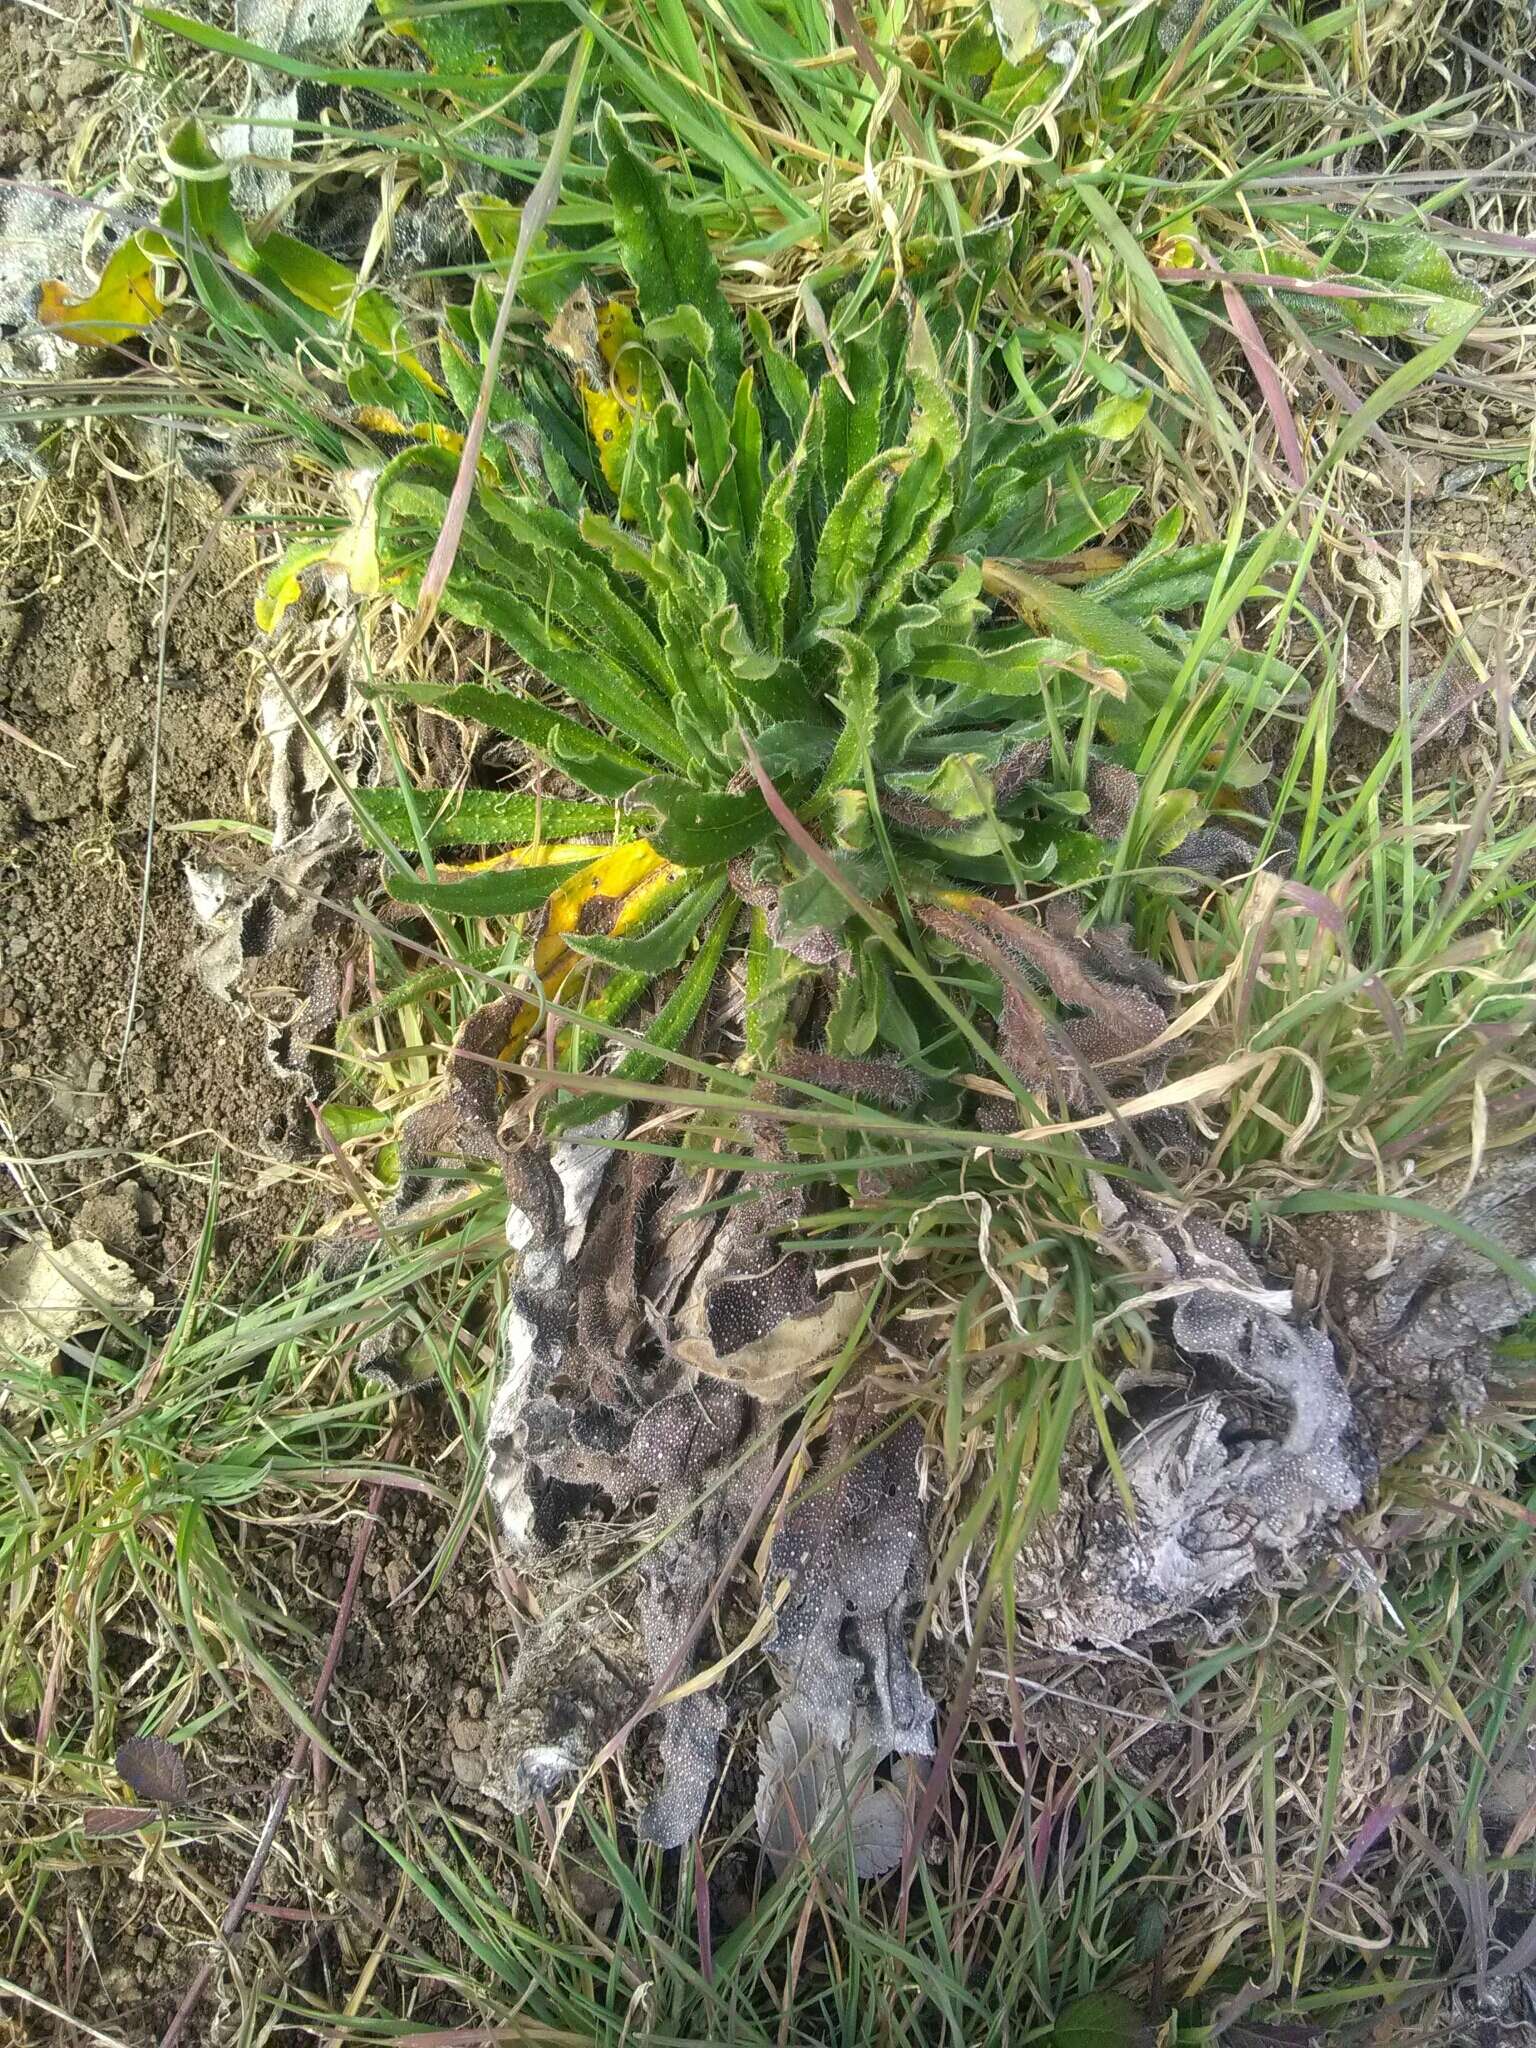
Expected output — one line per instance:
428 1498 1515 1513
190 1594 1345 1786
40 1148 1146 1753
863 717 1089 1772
3 0 1536 2041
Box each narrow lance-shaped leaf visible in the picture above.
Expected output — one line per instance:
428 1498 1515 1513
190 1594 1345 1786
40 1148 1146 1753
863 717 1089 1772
386 859 596 917
371 679 651 798
811 630 879 812
609 897 738 1086
568 874 730 971
356 787 630 849
547 898 739 1131
597 102 742 395
810 455 898 631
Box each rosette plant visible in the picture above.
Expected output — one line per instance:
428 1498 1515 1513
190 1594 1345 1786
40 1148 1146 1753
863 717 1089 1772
355 110 1289 1127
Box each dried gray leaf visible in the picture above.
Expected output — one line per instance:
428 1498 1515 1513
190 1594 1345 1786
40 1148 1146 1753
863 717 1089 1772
1014 1183 1365 1647
115 1734 188 1806
754 1703 914 1879
481 1614 643 1815
482 1124 797 1843
222 0 370 213
0 1237 153 1365
0 190 147 473
764 1413 935 1763
1320 1152 1536 1465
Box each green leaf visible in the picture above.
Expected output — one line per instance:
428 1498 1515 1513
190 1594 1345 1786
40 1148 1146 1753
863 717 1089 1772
1049 1989 1152 2048
424 571 692 773
686 358 741 534
1086 537 1277 616
915 638 1050 695
644 304 715 361
1085 388 1151 441
386 859 595 918
322 1104 394 1142
818 322 888 502
372 680 650 798
744 908 804 1067
864 437 953 624
355 788 627 850
812 630 879 808
597 103 742 394
906 302 963 463
748 308 810 447
729 367 765 546
810 455 897 630
569 875 730 971
609 897 736 1083
752 413 817 653
754 720 837 781
627 777 774 865
983 562 1179 696
549 899 739 1130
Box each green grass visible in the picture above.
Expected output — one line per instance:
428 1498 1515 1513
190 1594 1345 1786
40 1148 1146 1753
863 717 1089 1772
4 0 1535 2040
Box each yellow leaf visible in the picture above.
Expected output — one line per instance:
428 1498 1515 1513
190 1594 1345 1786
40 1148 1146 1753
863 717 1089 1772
580 383 634 489
549 288 650 492
502 841 676 1053
37 235 165 349
255 540 332 632
255 471 391 630
350 405 496 481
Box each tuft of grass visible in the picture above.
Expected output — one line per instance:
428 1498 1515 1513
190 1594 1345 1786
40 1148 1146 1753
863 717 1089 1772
3 0 1535 2041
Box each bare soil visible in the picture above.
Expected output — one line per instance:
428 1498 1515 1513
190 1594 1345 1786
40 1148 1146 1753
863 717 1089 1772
0 0 120 190
0 468 314 1289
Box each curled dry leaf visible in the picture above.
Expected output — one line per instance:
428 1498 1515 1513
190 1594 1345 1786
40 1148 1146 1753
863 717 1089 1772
754 1699 916 1880
921 899 1174 1123
1303 1151 1536 1466
115 1733 189 1806
752 1402 933 1873
1014 1183 1364 1647
476 1106 871 1845
0 1237 153 1366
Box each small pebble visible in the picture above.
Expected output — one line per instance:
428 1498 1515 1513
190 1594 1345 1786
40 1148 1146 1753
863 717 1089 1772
450 1749 485 1790
26 81 49 113
55 58 101 98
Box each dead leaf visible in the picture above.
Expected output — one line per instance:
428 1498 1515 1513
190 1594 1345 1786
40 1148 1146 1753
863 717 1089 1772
84 1806 158 1837
754 1701 914 1879
1357 550 1424 638
0 1237 153 1365
115 1733 188 1805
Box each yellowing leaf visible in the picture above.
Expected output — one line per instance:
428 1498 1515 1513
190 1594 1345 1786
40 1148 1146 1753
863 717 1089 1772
257 231 443 393
38 235 165 348
1042 646 1130 699
549 287 651 491
596 299 644 395
351 405 497 481
581 383 634 489
1086 389 1151 442
497 841 677 1054
255 540 332 633
255 471 390 630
